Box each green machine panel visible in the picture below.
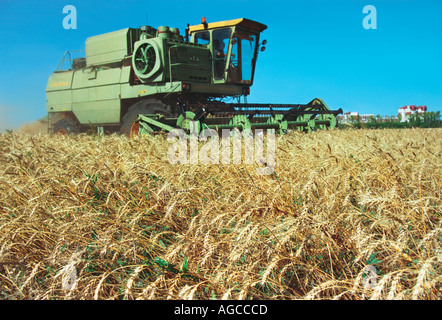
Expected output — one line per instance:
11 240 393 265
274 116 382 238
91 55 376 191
46 71 74 112
71 67 122 124
169 45 211 83
86 28 142 66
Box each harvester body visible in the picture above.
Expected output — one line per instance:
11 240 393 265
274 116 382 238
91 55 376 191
46 18 342 135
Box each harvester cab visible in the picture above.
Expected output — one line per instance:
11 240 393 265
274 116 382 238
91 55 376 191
46 17 342 136
187 18 267 87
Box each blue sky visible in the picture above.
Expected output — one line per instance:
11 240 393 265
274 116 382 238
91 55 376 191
0 0 441 131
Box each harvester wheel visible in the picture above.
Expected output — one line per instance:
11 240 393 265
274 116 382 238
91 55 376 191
53 118 80 135
130 121 141 138
121 99 173 136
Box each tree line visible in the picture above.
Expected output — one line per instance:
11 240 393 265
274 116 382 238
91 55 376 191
339 111 441 129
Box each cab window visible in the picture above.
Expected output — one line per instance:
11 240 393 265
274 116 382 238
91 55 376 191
229 30 257 84
212 28 231 79
194 31 210 45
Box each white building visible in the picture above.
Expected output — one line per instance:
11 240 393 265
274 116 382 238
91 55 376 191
398 105 427 122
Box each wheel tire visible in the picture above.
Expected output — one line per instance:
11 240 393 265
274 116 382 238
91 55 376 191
53 118 80 135
120 99 173 136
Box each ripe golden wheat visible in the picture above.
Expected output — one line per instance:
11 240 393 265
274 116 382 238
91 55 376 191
0 128 440 299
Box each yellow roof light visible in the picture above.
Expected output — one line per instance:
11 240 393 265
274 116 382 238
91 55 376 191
188 18 267 33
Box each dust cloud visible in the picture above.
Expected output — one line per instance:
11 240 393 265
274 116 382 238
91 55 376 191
16 119 48 134
0 106 48 134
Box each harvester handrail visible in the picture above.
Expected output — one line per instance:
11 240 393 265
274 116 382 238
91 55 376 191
55 50 85 72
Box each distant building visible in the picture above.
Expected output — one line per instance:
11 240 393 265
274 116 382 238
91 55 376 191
398 105 427 122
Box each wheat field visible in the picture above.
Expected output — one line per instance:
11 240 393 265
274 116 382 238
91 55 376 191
0 128 440 300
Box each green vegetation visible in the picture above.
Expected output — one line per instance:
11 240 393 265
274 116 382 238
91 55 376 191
340 111 441 129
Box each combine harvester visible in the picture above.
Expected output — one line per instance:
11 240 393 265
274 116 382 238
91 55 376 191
46 18 342 137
